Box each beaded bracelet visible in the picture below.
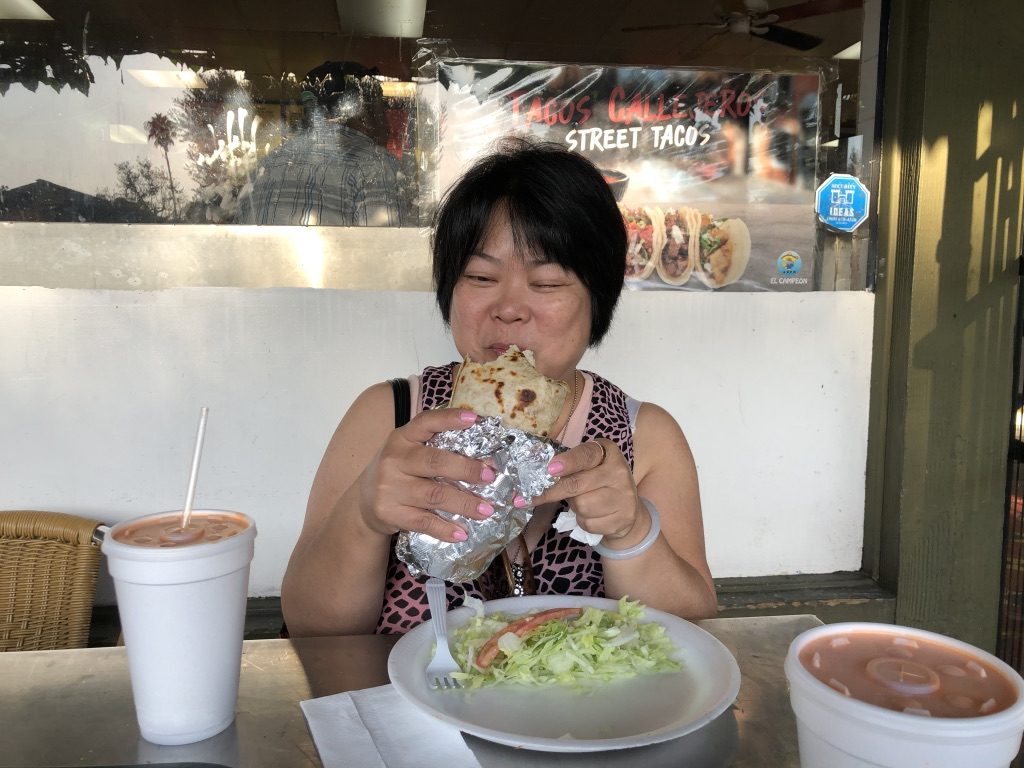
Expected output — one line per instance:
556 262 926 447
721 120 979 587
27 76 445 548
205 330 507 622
593 497 661 560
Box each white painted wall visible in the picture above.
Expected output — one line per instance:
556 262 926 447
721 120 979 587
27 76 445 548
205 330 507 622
0 286 873 602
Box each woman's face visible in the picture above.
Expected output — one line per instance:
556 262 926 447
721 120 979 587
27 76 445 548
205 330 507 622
449 208 592 383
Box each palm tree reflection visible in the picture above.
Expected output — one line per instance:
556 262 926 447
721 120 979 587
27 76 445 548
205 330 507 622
144 112 179 219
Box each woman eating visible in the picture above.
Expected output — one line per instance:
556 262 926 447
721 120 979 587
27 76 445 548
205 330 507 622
281 138 716 635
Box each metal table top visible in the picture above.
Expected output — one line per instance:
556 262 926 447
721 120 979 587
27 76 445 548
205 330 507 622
0 614 820 768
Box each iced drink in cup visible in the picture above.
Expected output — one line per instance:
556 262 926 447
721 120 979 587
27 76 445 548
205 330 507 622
102 510 256 746
784 622 1024 768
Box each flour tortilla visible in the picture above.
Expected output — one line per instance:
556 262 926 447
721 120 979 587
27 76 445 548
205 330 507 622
693 218 751 289
449 346 569 438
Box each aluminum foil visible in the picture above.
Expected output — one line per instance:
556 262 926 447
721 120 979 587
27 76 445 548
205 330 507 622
396 416 565 582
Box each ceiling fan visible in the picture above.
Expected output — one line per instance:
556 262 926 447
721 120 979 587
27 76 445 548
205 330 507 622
622 0 863 52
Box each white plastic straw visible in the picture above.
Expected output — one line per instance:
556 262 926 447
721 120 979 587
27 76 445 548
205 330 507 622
181 407 209 529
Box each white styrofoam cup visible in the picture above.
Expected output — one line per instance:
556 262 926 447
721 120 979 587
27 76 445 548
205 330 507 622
102 510 256 746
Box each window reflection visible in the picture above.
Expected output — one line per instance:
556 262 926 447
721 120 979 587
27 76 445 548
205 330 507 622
0 34 418 225
235 62 411 227
0 0 866 232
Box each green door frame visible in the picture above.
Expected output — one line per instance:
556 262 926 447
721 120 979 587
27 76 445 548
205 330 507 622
865 0 1024 652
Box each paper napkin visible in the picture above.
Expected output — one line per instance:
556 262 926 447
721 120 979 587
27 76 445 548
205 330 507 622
553 508 603 546
300 684 482 768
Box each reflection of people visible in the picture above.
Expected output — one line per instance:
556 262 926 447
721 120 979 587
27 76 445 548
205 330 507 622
281 139 716 636
750 119 799 184
237 61 409 226
719 120 748 177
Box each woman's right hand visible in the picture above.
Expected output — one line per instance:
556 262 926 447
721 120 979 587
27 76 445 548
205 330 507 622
357 408 497 542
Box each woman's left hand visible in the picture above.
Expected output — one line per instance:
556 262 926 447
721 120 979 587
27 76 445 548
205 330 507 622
525 439 641 538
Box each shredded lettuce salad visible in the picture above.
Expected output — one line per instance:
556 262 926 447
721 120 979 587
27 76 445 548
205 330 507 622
449 596 681 689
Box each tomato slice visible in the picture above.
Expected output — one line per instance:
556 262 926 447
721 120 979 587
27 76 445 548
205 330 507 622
474 607 584 669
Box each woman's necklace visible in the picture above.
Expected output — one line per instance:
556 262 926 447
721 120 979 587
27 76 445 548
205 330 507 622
502 370 583 597
555 370 583 445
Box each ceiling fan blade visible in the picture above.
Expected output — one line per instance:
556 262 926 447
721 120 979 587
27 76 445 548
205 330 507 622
755 23 824 50
679 27 731 60
772 0 863 24
622 20 726 32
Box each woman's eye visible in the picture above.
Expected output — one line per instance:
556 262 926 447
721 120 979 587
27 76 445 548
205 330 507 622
530 266 573 289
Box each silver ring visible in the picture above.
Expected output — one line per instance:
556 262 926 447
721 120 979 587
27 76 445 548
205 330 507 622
595 441 608 466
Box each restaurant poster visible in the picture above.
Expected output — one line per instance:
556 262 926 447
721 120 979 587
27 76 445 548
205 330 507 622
421 59 821 292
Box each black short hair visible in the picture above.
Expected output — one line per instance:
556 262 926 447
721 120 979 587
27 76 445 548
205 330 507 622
432 138 626 346
301 61 381 104
300 61 386 140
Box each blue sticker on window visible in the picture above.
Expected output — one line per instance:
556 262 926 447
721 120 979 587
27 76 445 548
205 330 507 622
815 173 870 233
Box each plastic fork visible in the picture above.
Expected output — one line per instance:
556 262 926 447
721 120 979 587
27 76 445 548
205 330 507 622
425 576 462 690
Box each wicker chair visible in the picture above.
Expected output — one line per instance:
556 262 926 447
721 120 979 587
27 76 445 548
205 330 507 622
0 510 104 651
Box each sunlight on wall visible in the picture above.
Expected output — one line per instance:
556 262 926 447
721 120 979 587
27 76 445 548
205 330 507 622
976 101 993 160
228 222 329 287
974 101 997 283
290 227 326 288
972 99 1022 281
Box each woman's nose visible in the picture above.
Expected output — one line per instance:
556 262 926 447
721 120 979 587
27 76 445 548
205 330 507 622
491 283 530 323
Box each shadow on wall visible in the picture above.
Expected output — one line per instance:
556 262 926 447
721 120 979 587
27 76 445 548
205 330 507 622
883 0 1023 650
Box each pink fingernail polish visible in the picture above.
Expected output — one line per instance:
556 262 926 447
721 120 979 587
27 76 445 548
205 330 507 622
547 460 564 475
513 494 527 508
480 466 496 482
477 502 494 517
460 411 478 423
453 529 468 541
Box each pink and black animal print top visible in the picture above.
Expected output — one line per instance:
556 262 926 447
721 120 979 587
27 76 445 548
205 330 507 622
375 364 638 635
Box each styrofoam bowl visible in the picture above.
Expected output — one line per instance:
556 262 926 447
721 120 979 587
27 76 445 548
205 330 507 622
785 622 1024 768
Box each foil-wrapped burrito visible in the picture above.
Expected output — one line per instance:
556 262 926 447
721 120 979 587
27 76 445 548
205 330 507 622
396 345 571 583
395 416 565 582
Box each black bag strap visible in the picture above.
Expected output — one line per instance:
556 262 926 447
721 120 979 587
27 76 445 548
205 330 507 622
389 377 412 428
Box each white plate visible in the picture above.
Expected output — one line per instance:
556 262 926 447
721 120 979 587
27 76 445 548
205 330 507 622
387 595 741 752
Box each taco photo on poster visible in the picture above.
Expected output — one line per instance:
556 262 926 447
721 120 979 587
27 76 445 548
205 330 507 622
693 217 750 289
655 207 697 286
652 206 751 289
620 205 663 281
